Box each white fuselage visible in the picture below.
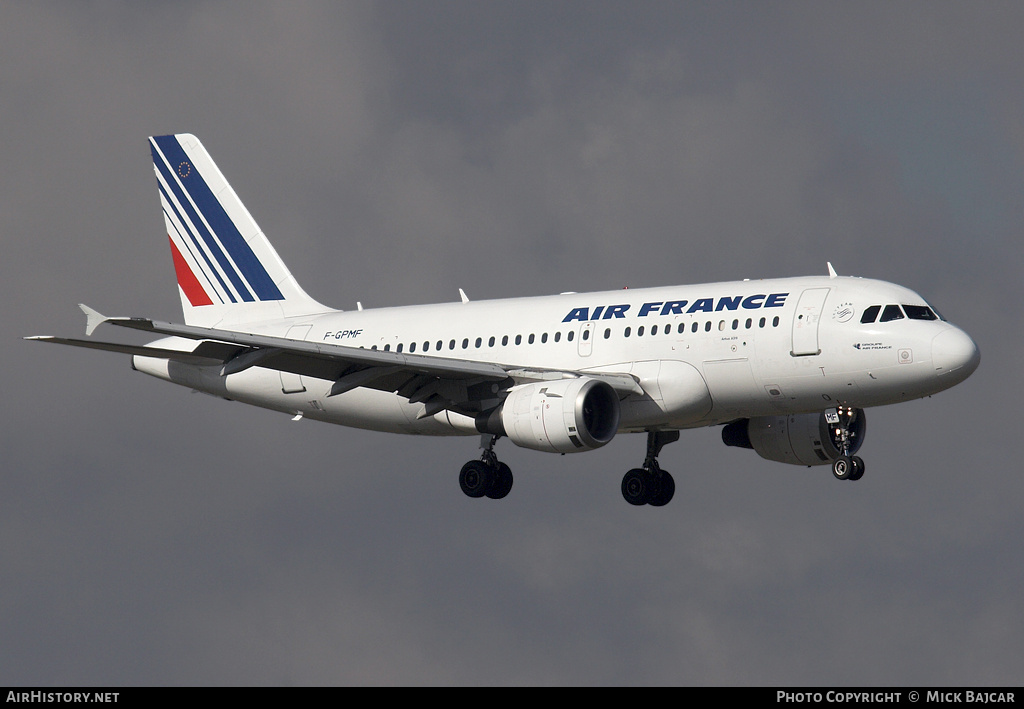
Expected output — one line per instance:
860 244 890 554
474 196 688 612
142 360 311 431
133 275 979 438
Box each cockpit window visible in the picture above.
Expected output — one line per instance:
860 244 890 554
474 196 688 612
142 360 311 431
903 304 938 321
860 305 881 324
879 304 905 322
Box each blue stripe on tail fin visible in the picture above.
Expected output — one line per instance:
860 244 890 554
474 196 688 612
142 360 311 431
150 134 331 326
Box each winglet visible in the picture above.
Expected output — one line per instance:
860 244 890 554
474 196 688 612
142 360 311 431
827 262 838 279
79 304 109 336
459 288 470 304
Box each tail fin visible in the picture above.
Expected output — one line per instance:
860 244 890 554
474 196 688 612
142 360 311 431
149 133 331 326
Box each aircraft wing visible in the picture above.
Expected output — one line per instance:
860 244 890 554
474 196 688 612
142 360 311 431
23 336 226 366
28 306 642 418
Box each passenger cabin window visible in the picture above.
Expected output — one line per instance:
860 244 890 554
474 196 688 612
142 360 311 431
861 305 881 324
880 304 905 322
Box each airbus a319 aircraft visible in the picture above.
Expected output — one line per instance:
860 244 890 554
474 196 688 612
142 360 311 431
29 134 980 507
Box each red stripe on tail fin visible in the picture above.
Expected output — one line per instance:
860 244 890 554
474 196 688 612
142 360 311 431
168 236 213 306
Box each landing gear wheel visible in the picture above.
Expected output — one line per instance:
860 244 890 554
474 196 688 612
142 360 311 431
622 431 681 507
459 460 494 498
621 467 674 506
486 462 514 499
459 435 514 500
832 455 854 480
648 470 675 507
848 456 865 481
621 468 656 506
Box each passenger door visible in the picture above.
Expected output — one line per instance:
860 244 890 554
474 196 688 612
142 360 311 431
791 288 830 356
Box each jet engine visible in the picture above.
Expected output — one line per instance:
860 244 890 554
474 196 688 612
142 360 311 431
722 409 866 467
483 378 620 454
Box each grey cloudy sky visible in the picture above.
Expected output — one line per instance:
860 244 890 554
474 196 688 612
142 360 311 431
2 2 1021 685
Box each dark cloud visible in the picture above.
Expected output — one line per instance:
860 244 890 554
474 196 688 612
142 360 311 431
2 1 1019 685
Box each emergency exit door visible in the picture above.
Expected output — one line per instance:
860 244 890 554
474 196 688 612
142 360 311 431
280 324 312 393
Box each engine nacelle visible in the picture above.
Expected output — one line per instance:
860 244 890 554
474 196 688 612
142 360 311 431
722 409 866 467
492 378 620 454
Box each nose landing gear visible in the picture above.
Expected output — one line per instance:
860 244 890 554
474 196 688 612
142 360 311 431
827 406 865 481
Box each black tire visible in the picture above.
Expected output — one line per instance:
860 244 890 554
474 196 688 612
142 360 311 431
648 471 675 507
832 455 854 480
622 467 659 506
459 460 493 498
848 456 865 481
486 462 514 499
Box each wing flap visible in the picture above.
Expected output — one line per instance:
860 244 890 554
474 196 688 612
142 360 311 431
24 336 223 366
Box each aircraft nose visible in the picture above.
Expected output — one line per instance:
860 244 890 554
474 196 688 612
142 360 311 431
932 327 980 381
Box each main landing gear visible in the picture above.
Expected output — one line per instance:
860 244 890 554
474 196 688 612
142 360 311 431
458 431 682 506
459 435 514 500
828 406 865 481
621 430 679 507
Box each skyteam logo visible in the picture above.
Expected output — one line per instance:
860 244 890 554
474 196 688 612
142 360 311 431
562 293 788 322
150 135 284 307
